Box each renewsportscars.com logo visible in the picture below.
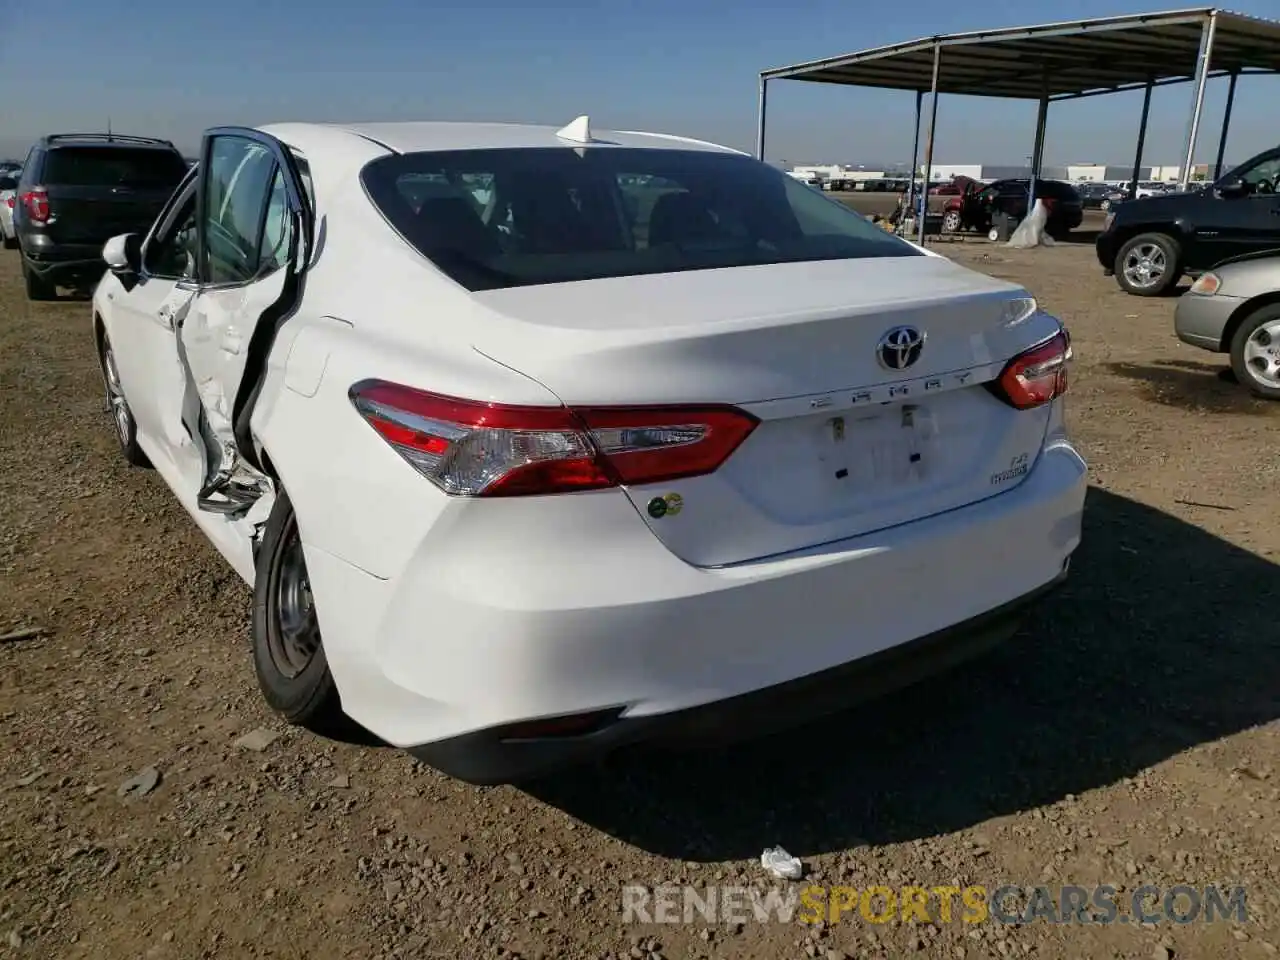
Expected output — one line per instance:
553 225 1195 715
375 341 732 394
621 884 1248 926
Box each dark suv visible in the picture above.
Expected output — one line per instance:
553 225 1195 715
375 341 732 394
14 134 189 300
1096 145 1280 296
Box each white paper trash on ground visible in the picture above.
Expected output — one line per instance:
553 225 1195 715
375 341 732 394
1007 199 1056 248
761 846 804 880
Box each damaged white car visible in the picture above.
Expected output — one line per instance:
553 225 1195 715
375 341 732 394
92 120 1085 785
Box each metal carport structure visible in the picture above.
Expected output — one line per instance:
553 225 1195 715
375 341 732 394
757 8 1280 243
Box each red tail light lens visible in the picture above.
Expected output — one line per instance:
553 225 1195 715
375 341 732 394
21 187 49 223
4 196 13 209
992 329 1071 409
349 380 759 497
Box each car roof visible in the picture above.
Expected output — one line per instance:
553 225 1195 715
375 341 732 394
257 121 746 160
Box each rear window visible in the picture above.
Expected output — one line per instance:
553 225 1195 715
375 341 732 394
361 147 919 291
43 146 188 189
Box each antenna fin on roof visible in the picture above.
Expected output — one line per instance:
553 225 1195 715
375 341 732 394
555 115 593 144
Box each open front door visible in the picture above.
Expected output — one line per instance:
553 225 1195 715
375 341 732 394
183 127 313 515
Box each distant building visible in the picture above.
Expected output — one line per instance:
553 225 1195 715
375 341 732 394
785 160 1231 185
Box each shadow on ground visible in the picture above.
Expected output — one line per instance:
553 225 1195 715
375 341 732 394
1105 358 1273 415
524 487 1280 860
1057 228 1101 245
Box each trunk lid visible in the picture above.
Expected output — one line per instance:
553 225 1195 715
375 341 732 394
41 145 186 244
471 256 1062 566
45 184 174 243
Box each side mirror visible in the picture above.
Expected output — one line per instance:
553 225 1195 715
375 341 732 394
103 233 141 275
1218 178 1249 199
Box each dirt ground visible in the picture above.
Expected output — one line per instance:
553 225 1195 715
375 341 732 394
1 232 1278 960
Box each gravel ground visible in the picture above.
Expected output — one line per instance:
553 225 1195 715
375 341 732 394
1 237 1278 960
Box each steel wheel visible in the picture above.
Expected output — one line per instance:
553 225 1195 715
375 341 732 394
270 528 321 679
942 210 962 233
1121 242 1167 290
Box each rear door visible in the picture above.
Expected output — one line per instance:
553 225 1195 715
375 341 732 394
42 145 189 245
105 172 206 478
180 128 313 509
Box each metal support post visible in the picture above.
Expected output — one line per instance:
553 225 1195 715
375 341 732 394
918 43 942 246
1214 71 1238 180
903 90 923 234
1129 79 1154 201
1179 13 1218 191
755 77 768 161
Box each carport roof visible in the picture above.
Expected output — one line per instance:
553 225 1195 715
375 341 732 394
760 8 1280 100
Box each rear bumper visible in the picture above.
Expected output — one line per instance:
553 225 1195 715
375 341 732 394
19 234 106 280
410 572 1068 784
303 432 1087 785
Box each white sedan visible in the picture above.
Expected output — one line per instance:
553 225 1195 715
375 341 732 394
92 118 1086 784
0 170 18 249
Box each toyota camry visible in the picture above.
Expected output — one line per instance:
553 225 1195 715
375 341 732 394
91 117 1086 784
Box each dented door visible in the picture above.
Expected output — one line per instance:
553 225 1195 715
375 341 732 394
181 129 311 511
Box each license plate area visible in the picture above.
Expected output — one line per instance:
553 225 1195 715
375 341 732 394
820 403 940 491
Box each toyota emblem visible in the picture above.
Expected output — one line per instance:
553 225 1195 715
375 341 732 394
876 325 926 370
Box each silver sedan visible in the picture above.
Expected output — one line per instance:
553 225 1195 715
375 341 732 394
1174 253 1280 399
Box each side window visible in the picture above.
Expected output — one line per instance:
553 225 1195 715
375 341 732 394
18 148 41 189
1237 156 1280 196
259 167 293 275
202 136 277 284
144 188 198 279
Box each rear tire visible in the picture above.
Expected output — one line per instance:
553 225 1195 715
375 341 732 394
252 489 347 733
2 233 16 250
22 258 56 300
1229 304 1280 401
97 331 151 468
1114 232 1181 296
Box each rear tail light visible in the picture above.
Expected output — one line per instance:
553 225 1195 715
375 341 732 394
991 328 1072 410
4 196 13 209
349 380 759 497
21 187 49 223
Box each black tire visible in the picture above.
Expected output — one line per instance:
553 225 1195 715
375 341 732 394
96 331 151 468
1228 303 1280 401
1114 232 1182 296
22 258 56 300
252 489 346 733
2 233 16 250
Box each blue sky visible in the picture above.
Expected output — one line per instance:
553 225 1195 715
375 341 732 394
1 0 1277 168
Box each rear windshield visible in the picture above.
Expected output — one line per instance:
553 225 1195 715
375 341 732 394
44 146 188 189
361 147 920 291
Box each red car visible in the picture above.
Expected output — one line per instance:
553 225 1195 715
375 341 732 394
929 175 980 197
942 178 1083 239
